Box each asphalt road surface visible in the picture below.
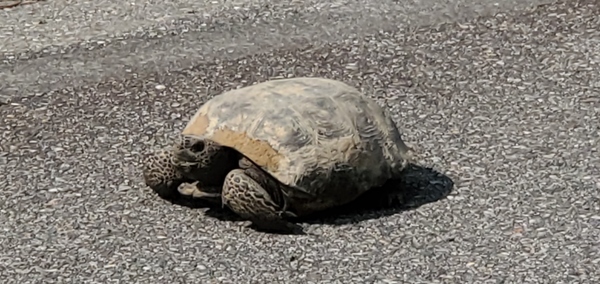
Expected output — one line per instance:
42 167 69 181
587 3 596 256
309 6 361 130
1 0 599 283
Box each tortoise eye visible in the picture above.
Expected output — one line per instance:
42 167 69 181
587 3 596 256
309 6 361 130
191 141 205 152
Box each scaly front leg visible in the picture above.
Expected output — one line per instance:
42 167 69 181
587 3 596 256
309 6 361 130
221 169 302 234
142 149 190 200
178 181 222 205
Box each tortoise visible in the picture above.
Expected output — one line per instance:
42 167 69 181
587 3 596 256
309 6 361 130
142 77 413 232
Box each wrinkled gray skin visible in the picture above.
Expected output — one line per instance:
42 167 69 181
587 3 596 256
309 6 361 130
143 135 302 233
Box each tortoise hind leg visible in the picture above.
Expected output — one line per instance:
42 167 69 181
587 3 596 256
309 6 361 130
222 169 303 234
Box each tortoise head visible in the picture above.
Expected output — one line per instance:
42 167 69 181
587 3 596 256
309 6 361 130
172 134 241 187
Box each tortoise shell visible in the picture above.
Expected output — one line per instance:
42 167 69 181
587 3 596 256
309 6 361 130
181 77 411 208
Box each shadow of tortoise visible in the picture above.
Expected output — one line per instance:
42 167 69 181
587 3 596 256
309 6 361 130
162 163 455 233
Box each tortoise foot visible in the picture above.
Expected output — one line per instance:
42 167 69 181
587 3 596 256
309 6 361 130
222 169 303 234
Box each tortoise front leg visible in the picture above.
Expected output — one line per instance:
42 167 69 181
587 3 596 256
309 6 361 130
142 149 190 200
237 157 297 219
178 181 222 205
222 169 302 234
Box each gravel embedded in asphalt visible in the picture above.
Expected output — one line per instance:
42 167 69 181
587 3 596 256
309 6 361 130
0 0 553 98
0 0 553 54
1 0 599 283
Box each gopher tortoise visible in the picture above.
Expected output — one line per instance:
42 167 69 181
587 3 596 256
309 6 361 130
143 77 413 232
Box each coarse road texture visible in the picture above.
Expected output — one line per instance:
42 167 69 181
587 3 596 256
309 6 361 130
1 0 599 283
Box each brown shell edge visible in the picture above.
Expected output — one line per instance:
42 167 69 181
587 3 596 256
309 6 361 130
181 113 283 173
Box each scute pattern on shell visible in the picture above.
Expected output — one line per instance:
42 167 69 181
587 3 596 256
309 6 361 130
182 77 411 207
